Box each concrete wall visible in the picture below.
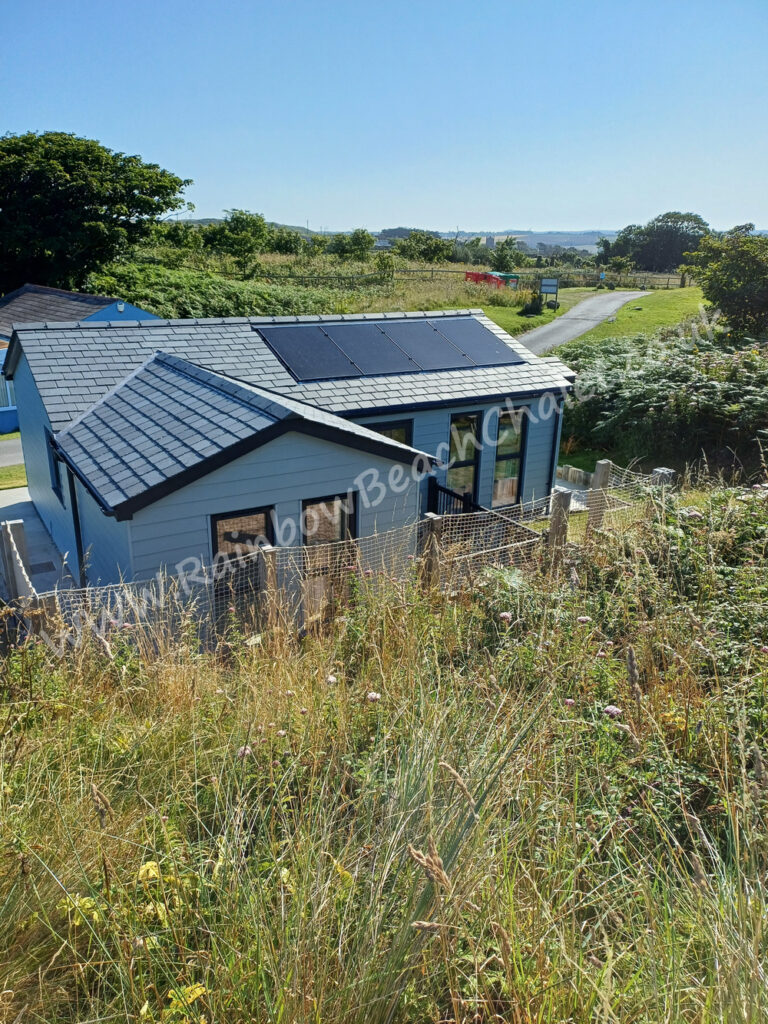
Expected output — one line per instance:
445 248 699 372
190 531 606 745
127 431 422 581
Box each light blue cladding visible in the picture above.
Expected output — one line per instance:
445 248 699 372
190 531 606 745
75 479 132 585
357 394 562 507
127 431 422 581
13 353 79 560
84 301 159 322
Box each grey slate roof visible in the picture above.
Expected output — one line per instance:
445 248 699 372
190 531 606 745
0 284 120 342
55 351 434 516
7 310 575 433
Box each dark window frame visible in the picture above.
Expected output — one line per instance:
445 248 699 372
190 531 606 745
301 491 358 546
210 504 275 562
446 411 483 503
45 428 63 504
362 418 414 447
492 408 528 507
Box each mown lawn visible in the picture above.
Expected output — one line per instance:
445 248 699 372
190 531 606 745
0 463 27 489
566 286 705 347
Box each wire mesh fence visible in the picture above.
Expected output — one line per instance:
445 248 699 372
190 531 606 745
15 461 671 649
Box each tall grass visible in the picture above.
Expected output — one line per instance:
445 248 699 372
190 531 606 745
2 484 768 1022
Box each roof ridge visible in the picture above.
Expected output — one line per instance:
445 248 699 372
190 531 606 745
0 282 120 307
10 308 485 333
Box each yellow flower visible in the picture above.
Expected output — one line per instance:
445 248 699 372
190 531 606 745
138 860 161 883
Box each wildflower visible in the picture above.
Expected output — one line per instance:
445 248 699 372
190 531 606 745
577 615 591 624
499 611 513 623
366 691 381 703
284 689 295 698
596 650 607 658
237 745 253 759
603 704 623 719
276 729 287 737
300 707 308 715
761 646 768 655
326 674 337 685
564 698 575 706
228 605 236 613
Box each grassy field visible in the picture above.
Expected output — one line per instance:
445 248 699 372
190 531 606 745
568 285 705 346
2 484 768 1023
0 430 20 442
0 462 26 489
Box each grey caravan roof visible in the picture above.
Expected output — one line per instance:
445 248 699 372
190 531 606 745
55 352 434 519
7 310 575 433
0 283 120 341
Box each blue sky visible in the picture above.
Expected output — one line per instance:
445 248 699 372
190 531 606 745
2 0 767 231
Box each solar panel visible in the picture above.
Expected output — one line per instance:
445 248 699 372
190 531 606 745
323 323 417 375
431 317 524 366
379 320 475 371
258 325 362 381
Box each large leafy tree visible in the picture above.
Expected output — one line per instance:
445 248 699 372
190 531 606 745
0 131 190 293
203 209 270 274
394 229 453 263
598 212 709 272
683 224 768 335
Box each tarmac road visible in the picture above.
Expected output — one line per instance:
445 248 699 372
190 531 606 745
518 290 650 355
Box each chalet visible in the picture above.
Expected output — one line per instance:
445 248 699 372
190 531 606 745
5 310 574 585
0 284 156 431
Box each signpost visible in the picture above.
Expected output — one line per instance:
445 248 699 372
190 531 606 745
540 277 559 303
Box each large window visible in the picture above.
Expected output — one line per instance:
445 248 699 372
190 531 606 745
492 410 525 507
446 412 482 502
366 419 413 447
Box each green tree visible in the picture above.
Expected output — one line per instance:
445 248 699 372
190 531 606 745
0 131 190 293
326 229 375 261
489 238 519 272
609 212 709 272
394 229 453 263
683 224 768 334
268 226 305 255
204 210 270 274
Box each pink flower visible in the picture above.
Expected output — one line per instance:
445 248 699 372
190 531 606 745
326 674 337 685
228 605 236 613
603 705 622 719
237 745 253 759
577 616 591 624
499 611 513 623
276 729 287 738
366 691 381 703
761 646 768 655
284 690 295 698
300 707 308 715
564 698 575 707
596 650 607 658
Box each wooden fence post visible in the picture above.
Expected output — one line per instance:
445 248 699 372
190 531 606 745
586 460 612 537
547 487 572 568
260 545 279 630
421 512 443 589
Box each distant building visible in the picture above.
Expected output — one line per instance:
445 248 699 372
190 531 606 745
0 284 156 432
485 236 496 249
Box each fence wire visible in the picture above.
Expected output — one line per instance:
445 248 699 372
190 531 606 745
23 462 670 644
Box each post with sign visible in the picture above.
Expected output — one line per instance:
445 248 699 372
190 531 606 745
540 277 559 305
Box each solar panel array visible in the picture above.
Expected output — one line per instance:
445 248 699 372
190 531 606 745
256 317 523 382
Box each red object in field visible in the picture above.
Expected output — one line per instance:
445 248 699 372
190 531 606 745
465 271 504 288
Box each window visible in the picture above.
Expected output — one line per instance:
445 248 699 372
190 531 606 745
446 412 482 502
45 429 63 502
302 492 356 545
492 410 525 507
365 419 414 447
211 507 274 560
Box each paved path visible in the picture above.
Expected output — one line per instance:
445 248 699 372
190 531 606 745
0 486 72 597
0 438 23 467
519 290 650 355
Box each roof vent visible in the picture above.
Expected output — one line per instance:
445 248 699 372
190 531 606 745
117 301 125 313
